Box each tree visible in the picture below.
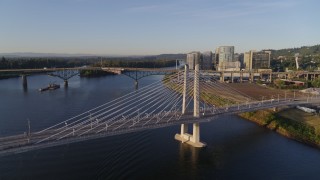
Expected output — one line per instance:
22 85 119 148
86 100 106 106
274 79 286 89
311 78 320 88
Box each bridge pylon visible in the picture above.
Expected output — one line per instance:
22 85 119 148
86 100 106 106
175 64 206 148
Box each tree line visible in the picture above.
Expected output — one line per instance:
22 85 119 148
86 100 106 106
93 59 177 68
0 56 179 69
0 57 91 69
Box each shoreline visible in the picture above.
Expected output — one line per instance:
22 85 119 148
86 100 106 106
238 108 320 149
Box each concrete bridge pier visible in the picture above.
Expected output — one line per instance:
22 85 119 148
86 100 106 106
175 64 206 148
64 80 68 87
249 72 254 83
231 72 234 83
21 75 28 88
220 72 224 82
134 80 138 90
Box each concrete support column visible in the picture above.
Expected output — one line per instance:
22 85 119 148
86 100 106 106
220 72 224 82
191 123 200 143
180 124 188 135
182 65 189 114
134 80 138 90
194 64 200 118
180 65 189 137
22 75 27 88
64 80 68 87
231 72 234 83
269 72 272 82
240 71 243 83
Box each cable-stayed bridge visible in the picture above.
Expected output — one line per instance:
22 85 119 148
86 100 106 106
0 64 319 156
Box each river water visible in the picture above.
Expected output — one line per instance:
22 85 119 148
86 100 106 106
1 74 320 179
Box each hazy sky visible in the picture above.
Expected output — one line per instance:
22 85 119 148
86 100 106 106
0 0 319 55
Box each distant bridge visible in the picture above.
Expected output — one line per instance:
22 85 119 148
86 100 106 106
0 63 319 157
1 67 319 82
0 67 179 89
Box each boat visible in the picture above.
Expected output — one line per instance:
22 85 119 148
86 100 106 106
39 83 60 92
296 106 316 113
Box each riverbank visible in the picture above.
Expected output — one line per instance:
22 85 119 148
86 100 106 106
163 74 320 148
239 108 320 148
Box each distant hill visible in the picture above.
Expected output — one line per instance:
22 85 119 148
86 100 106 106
0 52 187 60
0 52 99 58
265 44 320 58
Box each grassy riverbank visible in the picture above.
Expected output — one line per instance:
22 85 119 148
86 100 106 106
162 74 320 147
239 109 320 147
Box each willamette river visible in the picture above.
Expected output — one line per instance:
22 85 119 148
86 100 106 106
1 74 320 179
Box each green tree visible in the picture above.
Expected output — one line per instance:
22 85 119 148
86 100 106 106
274 79 286 89
311 78 320 88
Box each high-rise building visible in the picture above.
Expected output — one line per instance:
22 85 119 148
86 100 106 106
238 53 244 69
216 46 234 64
215 46 239 71
186 51 201 70
244 50 271 70
201 51 213 70
212 53 217 70
244 51 254 70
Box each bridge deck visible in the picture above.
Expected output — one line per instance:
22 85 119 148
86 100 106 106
0 99 313 156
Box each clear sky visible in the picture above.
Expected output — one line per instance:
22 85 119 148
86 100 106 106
0 0 319 55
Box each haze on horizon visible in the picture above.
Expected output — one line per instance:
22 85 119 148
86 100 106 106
0 0 319 56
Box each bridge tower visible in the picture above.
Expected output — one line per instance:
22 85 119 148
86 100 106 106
175 64 206 147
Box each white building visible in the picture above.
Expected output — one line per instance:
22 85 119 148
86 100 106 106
215 46 239 71
216 46 234 63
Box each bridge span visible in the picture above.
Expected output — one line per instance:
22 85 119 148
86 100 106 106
2 67 320 89
0 64 319 156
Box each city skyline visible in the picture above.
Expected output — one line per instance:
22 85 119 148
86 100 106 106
1 0 319 55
